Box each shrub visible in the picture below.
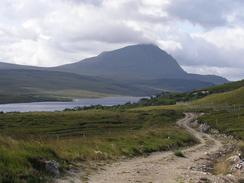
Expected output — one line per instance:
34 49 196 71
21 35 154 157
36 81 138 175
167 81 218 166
174 150 185 157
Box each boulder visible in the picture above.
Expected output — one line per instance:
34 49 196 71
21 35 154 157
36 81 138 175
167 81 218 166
45 160 60 176
227 155 241 164
30 158 60 177
199 123 210 133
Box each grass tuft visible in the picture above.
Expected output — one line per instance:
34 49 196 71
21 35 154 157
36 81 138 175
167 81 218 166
174 150 185 158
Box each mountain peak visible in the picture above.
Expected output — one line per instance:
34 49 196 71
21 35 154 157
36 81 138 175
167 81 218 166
99 43 161 56
55 44 188 79
124 43 159 49
54 44 228 85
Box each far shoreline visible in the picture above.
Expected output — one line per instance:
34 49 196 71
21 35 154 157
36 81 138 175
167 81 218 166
0 96 145 113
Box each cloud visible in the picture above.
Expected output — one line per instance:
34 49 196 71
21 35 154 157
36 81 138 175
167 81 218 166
0 0 243 80
166 0 244 28
171 31 244 68
182 66 244 81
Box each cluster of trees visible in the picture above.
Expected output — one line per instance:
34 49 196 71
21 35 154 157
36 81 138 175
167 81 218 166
136 91 209 106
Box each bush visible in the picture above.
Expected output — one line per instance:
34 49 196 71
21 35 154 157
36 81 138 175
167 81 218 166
174 150 185 157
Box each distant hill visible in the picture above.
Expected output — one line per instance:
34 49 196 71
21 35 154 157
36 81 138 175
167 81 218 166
54 44 228 85
0 62 39 70
192 86 244 106
130 79 244 114
0 44 229 103
203 79 244 94
189 79 244 106
0 69 152 103
0 69 217 104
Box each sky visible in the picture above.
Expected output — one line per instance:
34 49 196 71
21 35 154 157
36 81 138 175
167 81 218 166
0 0 243 80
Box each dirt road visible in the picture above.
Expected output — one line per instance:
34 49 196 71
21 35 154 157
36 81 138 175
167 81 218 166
88 113 236 183
57 113 238 183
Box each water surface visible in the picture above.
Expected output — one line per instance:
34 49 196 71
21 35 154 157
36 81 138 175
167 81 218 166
0 96 143 112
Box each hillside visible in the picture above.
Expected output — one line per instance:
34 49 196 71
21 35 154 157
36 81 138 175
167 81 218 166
0 62 39 70
0 69 150 103
192 87 244 106
190 79 244 106
0 69 220 104
54 44 228 85
0 44 229 102
204 79 244 94
129 79 244 112
54 44 186 79
1 45 227 87
196 81 244 141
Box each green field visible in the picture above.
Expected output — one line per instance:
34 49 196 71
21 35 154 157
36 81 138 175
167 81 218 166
0 109 195 182
1 79 243 182
191 84 244 155
132 80 244 109
133 85 244 112
132 82 244 153
199 108 244 156
191 87 244 107
199 109 244 140
205 79 244 94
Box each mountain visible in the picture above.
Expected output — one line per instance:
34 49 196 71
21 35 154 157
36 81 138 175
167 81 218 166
0 69 155 104
0 69 215 103
0 44 229 103
0 62 39 70
54 44 186 80
54 44 228 85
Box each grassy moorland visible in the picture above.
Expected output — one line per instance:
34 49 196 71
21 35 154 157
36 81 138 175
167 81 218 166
0 79 243 182
191 87 244 107
199 109 244 140
132 84 244 111
133 82 244 154
198 108 244 156
0 109 195 182
194 86 244 154
132 80 244 108
205 79 244 94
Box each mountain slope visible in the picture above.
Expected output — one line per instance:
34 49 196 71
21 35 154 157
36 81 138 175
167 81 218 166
204 79 244 93
0 69 159 95
0 69 215 103
54 44 228 85
192 86 244 106
0 62 39 70
0 44 229 102
54 44 186 80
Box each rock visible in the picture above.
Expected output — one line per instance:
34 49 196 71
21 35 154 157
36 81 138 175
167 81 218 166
210 129 219 134
227 155 241 164
191 120 199 128
45 160 60 176
30 158 60 177
94 150 103 154
199 123 210 133
198 177 211 183
239 178 244 183
227 174 234 177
